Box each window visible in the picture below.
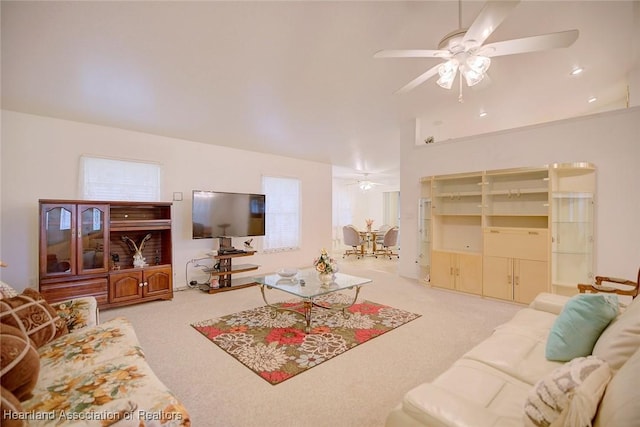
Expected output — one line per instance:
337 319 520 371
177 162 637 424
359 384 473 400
262 176 300 252
80 156 161 201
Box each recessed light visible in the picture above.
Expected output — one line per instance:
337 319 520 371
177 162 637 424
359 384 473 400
570 67 584 76
479 111 488 117
588 96 597 103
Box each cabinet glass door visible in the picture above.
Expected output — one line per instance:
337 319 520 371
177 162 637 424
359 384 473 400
418 198 431 271
43 205 75 275
78 205 109 273
551 193 594 286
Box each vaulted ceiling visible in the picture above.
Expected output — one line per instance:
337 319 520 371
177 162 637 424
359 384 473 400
2 1 638 186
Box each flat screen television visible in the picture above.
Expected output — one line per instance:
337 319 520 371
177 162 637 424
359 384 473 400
192 190 266 239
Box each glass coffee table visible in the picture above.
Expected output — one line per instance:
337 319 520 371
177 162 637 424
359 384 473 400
255 268 373 333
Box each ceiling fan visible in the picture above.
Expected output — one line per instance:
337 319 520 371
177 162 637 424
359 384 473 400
348 173 384 191
374 0 579 96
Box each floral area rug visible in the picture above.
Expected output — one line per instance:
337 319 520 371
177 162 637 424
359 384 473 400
191 293 420 385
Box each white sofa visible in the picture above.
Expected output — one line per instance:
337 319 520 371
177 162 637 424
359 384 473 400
386 292 640 427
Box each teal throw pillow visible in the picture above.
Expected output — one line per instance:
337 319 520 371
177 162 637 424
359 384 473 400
545 294 619 362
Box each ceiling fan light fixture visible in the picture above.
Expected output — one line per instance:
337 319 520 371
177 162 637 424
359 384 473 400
462 67 485 87
437 59 459 89
467 55 491 74
359 181 373 191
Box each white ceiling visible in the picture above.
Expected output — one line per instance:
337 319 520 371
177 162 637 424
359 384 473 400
2 1 638 187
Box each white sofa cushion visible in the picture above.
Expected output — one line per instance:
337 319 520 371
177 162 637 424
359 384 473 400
594 346 640 427
400 359 530 427
463 308 562 385
592 295 640 374
523 356 611 427
498 307 560 339
528 292 570 315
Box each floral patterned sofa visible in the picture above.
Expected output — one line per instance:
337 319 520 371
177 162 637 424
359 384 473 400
1 282 190 426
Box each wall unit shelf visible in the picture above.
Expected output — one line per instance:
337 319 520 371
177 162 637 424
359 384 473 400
39 199 173 309
419 163 594 304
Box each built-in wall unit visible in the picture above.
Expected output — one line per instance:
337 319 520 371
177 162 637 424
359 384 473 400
418 162 595 304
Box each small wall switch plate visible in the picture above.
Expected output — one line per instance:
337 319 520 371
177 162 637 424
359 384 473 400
173 192 183 201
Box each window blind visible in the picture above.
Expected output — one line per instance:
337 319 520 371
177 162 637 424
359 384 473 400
80 156 161 201
262 176 300 252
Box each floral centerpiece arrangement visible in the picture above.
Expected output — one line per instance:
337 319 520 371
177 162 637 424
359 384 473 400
365 218 374 231
313 249 338 282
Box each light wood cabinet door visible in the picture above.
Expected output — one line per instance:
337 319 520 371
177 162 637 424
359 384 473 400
431 251 454 289
432 251 482 294
457 253 483 295
514 259 548 304
483 256 513 301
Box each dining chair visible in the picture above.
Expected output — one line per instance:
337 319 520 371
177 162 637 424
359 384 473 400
375 224 391 247
342 225 365 258
375 226 399 259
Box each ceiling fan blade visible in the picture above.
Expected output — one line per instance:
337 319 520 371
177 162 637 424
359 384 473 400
462 0 520 47
396 63 441 94
374 49 450 59
478 29 579 57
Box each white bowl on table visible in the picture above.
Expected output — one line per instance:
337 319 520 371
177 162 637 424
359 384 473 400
276 268 298 279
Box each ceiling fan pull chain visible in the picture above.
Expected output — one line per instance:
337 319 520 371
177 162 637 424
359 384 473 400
458 76 464 103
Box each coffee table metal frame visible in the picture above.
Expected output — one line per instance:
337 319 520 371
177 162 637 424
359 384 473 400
255 269 373 333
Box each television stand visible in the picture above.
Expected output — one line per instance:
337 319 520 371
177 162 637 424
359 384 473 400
203 250 259 294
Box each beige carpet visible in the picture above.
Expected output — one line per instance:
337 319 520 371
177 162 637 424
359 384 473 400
100 257 522 427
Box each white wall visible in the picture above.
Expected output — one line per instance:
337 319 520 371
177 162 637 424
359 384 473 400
0 110 333 291
630 1 640 107
399 107 640 282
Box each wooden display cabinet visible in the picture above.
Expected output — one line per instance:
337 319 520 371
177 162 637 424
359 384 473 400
39 200 173 308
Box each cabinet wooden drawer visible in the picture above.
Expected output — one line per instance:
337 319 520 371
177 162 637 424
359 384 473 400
39 277 108 305
484 228 548 261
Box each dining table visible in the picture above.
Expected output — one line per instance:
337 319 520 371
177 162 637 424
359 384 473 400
357 229 379 256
